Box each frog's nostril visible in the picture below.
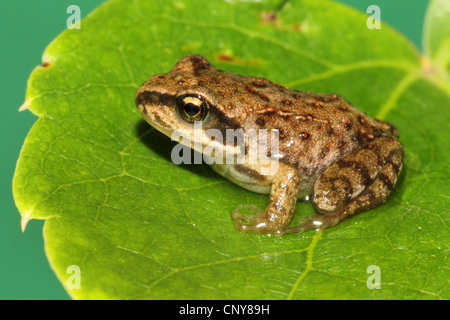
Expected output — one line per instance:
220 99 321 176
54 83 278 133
135 90 153 107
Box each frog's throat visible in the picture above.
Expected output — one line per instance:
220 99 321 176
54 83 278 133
170 127 243 159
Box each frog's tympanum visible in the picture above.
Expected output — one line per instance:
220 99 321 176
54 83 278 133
136 54 404 235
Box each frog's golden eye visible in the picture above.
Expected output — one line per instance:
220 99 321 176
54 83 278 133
176 94 211 123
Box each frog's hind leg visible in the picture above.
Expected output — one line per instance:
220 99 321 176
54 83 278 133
282 136 404 234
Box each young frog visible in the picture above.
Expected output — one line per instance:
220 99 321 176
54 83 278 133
135 54 404 235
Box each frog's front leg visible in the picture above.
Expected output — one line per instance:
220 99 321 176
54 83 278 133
232 162 301 234
283 136 404 234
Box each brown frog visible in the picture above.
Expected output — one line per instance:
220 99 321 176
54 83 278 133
135 54 404 235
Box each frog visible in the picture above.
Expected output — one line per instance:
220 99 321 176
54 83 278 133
135 54 404 235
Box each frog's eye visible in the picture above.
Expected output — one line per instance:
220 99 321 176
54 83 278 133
176 94 211 123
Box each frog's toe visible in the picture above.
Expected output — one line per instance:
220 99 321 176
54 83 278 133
232 205 283 233
278 215 327 235
234 220 280 234
298 214 325 225
231 204 264 221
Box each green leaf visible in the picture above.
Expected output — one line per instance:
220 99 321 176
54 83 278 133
424 0 450 77
13 0 449 299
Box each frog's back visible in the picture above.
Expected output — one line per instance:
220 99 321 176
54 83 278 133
215 72 398 175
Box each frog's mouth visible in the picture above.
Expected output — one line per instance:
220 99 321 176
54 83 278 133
137 102 174 137
147 118 244 162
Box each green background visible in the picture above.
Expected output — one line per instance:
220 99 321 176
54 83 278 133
0 0 429 299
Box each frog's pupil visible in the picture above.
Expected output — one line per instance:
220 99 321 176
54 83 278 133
176 94 210 122
184 103 200 116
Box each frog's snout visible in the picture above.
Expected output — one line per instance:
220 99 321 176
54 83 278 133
135 86 160 116
135 89 150 117
135 88 150 108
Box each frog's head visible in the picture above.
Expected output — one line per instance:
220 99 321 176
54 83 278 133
135 54 241 156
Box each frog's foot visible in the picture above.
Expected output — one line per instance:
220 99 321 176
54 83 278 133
279 214 336 235
231 205 276 233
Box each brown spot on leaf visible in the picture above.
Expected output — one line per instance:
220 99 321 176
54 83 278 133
217 53 234 62
292 23 302 31
260 11 279 25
